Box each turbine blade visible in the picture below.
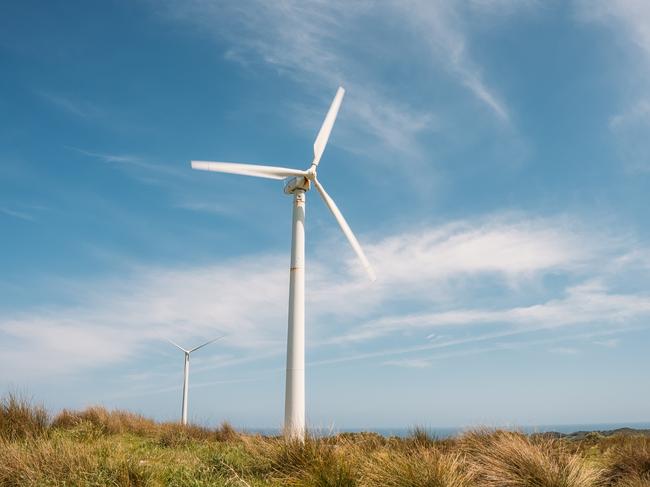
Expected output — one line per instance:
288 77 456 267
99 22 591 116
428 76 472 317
313 178 376 281
189 335 225 354
191 161 307 180
167 339 188 354
312 87 345 167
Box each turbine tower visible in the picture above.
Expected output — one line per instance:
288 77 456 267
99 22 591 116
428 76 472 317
190 87 375 439
168 336 224 426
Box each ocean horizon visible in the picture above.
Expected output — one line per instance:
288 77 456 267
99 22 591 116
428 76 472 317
242 422 650 438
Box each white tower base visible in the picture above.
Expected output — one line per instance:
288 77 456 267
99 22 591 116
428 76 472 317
284 189 306 439
181 352 189 425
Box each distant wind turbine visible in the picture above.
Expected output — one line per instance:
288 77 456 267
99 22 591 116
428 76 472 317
190 86 375 439
168 336 224 425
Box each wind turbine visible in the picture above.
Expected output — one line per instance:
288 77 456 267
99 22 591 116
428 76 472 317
168 336 224 426
190 86 375 439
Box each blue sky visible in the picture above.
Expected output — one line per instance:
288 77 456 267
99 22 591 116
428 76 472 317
1 0 650 429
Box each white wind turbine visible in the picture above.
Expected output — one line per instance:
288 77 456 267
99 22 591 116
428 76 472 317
190 87 375 439
168 336 224 425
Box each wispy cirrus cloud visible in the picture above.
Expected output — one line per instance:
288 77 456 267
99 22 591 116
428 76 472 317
313 325 636 369
155 0 518 164
173 200 233 216
36 91 103 119
383 358 432 368
157 0 435 158
576 0 650 57
575 0 650 171
0 203 50 222
608 99 650 172
395 0 511 122
66 146 247 219
0 207 35 222
68 147 185 177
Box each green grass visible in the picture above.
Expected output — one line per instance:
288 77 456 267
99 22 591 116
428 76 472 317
0 393 648 486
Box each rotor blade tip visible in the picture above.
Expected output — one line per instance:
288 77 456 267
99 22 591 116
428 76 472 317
364 264 376 282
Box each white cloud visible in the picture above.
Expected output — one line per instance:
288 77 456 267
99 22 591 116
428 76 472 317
1 213 647 380
336 280 650 344
368 217 586 284
0 256 291 378
304 215 596 326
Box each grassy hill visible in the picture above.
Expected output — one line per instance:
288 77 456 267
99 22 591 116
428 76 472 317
1 393 648 486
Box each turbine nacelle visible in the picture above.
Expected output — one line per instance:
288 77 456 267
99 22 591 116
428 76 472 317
283 165 317 194
283 176 311 194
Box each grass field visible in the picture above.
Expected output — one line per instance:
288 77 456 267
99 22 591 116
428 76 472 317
1 393 649 486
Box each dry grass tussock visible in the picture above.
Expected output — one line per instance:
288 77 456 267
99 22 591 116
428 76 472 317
2 393 650 486
52 406 158 435
52 405 239 443
460 429 602 487
0 436 150 487
599 437 650 486
0 392 49 440
363 446 473 487
236 434 359 485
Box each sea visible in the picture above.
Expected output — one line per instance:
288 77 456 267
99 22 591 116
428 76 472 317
243 422 650 438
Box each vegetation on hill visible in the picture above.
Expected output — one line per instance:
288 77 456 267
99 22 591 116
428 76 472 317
1 393 649 486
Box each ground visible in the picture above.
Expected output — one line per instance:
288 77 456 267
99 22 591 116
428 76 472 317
1 394 649 486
